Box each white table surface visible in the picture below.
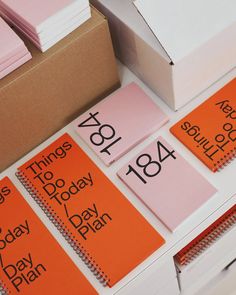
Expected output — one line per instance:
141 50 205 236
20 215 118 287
1 62 235 295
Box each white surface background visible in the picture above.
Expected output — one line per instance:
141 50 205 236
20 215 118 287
0 62 235 294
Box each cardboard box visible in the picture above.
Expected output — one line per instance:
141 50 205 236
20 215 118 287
0 7 120 172
90 0 236 110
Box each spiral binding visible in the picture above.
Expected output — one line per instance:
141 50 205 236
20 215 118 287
16 170 110 286
0 279 10 295
214 147 236 171
175 207 236 266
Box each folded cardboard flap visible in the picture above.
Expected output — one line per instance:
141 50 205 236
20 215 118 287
91 0 170 62
0 7 120 172
91 0 236 110
134 0 236 63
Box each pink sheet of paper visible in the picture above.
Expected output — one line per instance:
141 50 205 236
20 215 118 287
0 17 24 63
118 136 217 231
74 82 169 165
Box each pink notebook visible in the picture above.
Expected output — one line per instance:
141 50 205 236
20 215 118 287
74 82 168 165
0 17 24 64
118 136 217 231
0 0 88 32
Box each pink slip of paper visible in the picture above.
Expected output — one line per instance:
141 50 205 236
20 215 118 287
74 82 169 165
117 136 217 231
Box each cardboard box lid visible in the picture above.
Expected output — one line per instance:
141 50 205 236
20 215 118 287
134 0 236 64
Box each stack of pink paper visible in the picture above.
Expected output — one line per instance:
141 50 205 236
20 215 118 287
0 0 91 52
0 17 31 79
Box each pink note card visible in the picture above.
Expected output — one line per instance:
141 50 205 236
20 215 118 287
117 137 217 231
74 82 169 165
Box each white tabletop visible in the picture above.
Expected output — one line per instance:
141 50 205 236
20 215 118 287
1 62 235 294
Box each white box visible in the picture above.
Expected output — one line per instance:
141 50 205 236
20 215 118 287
90 0 236 110
116 257 179 295
156 279 180 295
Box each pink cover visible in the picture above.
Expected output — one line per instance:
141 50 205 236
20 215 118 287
0 51 31 79
0 0 87 32
118 136 217 231
0 17 24 64
74 82 169 165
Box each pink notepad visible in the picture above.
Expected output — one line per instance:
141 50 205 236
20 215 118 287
0 46 28 71
0 52 31 79
0 0 89 36
0 17 23 63
74 82 168 165
1 7 91 51
118 136 217 231
0 0 88 32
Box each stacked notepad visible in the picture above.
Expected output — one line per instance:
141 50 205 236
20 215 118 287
175 205 236 266
0 0 91 52
0 17 31 79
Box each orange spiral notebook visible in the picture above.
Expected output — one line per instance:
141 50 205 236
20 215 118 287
0 177 97 295
170 78 236 172
16 133 165 287
175 204 236 266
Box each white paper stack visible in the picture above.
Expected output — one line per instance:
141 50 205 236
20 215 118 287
0 0 91 52
0 17 31 79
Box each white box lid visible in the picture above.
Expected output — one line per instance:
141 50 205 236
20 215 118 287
134 0 236 63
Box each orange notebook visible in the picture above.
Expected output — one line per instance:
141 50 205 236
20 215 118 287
175 204 236 266
16 133 165 287
170 78 236 172
0 177 97 295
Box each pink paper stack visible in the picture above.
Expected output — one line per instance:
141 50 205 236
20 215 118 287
0 17 31 79
0 0 91 52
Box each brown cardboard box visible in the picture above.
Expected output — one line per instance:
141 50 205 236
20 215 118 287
0 7 120 172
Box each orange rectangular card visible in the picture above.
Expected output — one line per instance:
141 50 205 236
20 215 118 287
16 133 165 287
0 177 97 295
170 78 236 172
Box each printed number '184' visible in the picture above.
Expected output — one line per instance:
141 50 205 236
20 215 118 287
126 141 176 184
78 112 122 156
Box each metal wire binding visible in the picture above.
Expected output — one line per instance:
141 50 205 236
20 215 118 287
180 210 236 265
214 147 236 171
0 279 10 295
16 170 110 287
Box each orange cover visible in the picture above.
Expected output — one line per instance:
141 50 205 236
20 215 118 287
0 177 97 295
16 133 165 287
170 78 236 172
